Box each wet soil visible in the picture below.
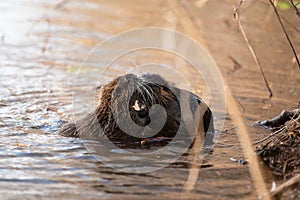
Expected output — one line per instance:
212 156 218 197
0 0 299 199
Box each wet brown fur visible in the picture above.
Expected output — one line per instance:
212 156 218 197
58 73 214 145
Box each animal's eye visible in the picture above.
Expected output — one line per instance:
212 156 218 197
132 100 146 111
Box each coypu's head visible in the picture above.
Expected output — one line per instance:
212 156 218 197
96 73 180 140
59 73 214 148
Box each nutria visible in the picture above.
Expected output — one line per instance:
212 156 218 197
58 73 214 147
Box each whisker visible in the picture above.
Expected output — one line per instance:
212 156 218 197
143 84 154 105
136 82 147 105
146 84 159 105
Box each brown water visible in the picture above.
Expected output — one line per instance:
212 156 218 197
0 0 299 199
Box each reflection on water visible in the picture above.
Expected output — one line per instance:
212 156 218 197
0 0 264 199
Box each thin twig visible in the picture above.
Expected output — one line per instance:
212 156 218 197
234 2 273 98
271 174 300 197
269 0 300 69
253 126 285 145
254 110 300 145
224 76 271 199
290 0 300 17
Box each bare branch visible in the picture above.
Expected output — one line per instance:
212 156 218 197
290 0 300 17
271 174 300 198
234 2 273 98
269 0 300 69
